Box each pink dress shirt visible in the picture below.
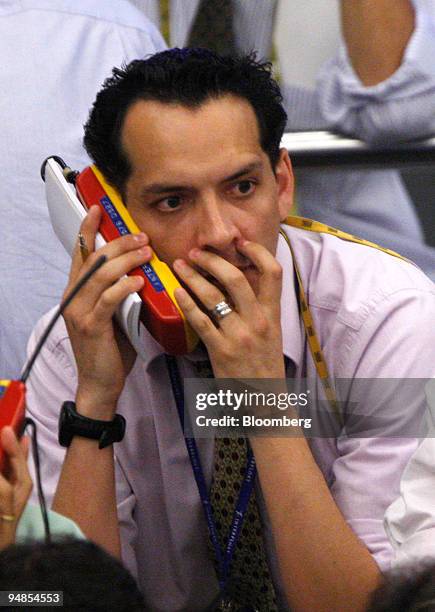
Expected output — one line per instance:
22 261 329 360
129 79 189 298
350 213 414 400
26 224 435 611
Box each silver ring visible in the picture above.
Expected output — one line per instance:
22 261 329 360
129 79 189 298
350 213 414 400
211 300 233 321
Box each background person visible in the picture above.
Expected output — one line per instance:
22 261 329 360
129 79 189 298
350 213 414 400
0 0 165 380
0 538 147 612
367 564 435 612
0 424 83 550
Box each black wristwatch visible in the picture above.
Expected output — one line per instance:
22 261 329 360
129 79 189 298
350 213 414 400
58 401 126 449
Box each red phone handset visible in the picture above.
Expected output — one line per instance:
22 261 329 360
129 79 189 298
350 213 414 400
75 166 198 355
0 380 26 473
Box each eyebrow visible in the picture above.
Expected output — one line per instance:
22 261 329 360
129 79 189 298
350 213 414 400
223 161 263 182
140 183 190 197
139 161 263 198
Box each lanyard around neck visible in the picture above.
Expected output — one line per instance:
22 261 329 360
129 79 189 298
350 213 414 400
281 215 415 425
165 354 256 595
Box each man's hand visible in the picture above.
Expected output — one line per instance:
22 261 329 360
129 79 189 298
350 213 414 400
62 206 152 419
173 238 285 379
0 427 32 551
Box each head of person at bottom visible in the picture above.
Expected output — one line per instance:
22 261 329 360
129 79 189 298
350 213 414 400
368 565 435 612
0 537 146 612
83 48 293 299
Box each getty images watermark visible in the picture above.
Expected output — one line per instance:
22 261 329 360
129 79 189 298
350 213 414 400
183 377 435 438
195 388 312 429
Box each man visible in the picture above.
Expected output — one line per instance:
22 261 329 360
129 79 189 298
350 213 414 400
27 50 435 611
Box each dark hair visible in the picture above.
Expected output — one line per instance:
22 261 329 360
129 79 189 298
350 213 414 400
368 565 435 611
0 538 147 611
84 48 287 194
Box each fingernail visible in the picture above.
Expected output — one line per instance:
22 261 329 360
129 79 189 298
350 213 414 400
189 248 201 258
174 287 187 301
134 276 145 289
134 233 148 243
137 246 151 256
238 238 249 247
173 259 186 271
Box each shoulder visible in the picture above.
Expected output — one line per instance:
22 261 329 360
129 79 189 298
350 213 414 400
280 222 434 331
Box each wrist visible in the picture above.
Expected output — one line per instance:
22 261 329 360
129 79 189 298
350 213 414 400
75 388 118 421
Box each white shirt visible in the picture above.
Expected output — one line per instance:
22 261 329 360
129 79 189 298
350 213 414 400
0 0 165 379
384 380 435 570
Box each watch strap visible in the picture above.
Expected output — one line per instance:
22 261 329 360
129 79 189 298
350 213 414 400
59 401 126 449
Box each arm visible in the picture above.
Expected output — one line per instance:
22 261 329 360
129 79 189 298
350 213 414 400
250 436 382 612
27 206 152 559
50 207 150 558
52 439 120 557
341 0 415 86
317 0 435 143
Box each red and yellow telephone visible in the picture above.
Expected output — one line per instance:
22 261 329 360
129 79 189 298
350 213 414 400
44 156 198 356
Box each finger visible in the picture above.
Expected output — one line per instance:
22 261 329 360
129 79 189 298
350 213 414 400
0 427 30 488
64 243 152 315
92 274 145 323
186 248 259 318
0 427 21 461
0 473 13 514
20 436 30 462
235 239 282 310
70 206 102 280
70 231 149 290
174 286 223 349
69 207 150 289
172 258 231 312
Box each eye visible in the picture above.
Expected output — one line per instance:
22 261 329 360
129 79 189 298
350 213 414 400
156 195 182 211
231 180 256 197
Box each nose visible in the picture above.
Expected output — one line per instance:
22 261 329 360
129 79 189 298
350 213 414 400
195 193 241 252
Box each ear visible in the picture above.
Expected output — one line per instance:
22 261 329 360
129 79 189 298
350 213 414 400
275 148 294 222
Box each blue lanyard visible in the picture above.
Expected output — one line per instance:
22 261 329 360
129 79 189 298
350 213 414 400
165 354 257 593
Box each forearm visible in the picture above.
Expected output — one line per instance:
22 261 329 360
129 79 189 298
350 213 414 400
52 426 120 558
341 0 415 85
251 436 382 612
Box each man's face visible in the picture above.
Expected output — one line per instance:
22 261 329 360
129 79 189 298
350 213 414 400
121 94 293 296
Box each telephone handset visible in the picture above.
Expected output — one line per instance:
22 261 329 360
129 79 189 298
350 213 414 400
43 157 198 356
0 380 26 472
